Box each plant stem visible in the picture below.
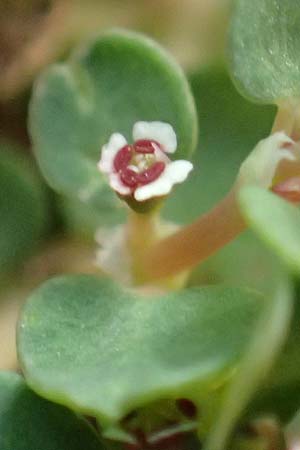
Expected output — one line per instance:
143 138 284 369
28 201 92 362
142 189 246 281
127 209 160 284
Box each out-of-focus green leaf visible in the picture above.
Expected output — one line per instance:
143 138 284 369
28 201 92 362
229 0 300 104
0 142 49 276
164 67 275 223
239 186 300 274
0 371 103 450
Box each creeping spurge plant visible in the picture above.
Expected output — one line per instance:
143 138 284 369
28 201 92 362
3 2 300 450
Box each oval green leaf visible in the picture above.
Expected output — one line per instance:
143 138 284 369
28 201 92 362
165 67 275 223
0 143 48 276
0 371 103 450
18 275 263 427
239 186 300 274
29 29 198 215
229 0 300 103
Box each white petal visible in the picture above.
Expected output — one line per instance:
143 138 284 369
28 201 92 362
164 160 194 183
237 132 296 189
109 173 132 196
134 160 193 201
133 121 177 153
98 133 127 174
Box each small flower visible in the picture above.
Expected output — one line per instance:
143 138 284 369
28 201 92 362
235 131 300 204
236 131 300 190
98 121 193 202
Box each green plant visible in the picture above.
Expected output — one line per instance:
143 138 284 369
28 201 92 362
3 2 300 449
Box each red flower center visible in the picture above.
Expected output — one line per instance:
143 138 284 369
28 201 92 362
113 145 133 172
134 139 161 154
113 140 166 190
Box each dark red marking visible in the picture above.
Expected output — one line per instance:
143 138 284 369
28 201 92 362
136 162 165 185
176 399 197 418
134 139 161 154
120 167 139 188
113 145 133 171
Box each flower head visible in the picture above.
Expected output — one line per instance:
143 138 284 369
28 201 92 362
235 131 300 204
237 132 297 189
98 121 193 202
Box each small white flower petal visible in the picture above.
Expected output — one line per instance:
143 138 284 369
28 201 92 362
109 173 132 196
133 121 177 153
237 132 297 189
164 160 194 183
134 177 171 202
98 133 127 174
134 160 193 201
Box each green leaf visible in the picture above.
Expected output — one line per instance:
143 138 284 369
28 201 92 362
239 186 300 274
59 191 125 240
18 275 263 428
229 0 300 104
205 278 293 450
0 142 49 276
29 29 197 217
164 67 275 223
0 371 103 450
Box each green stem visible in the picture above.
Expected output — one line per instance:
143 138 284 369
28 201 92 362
126 209 189 290
126 209 161 285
